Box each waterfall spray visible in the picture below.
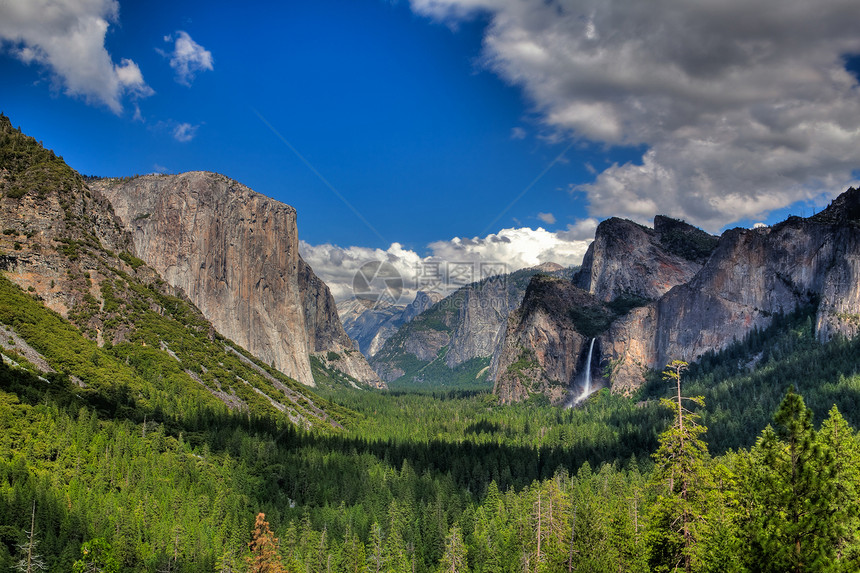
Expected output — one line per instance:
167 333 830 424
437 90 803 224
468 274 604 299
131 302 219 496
567 338 596 408
582 337 595 397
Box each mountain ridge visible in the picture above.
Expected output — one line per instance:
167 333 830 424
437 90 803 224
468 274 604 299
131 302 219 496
369 264 576 387
494 190 860 403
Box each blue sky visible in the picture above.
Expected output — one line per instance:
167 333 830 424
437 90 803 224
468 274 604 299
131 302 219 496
2 0 860 300
0 1 600 248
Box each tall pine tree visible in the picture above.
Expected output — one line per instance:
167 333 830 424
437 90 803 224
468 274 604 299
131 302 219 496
647 361 714 573
741 388 839 572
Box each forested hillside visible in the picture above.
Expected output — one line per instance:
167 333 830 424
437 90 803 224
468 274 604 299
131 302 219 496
3 276 860 570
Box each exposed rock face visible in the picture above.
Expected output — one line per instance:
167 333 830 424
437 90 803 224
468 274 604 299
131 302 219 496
493 276 597 404
0 117 345 425
611 194 860 388
573 216 716 302
0 128 140 321
337 291 442 358
370 265 574 386
338 299 405 357
94 172 382 388
446 277 522 367
495 188 860 401
402 290 445 323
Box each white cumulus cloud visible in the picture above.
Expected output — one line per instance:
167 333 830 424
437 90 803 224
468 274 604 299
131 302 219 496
162 30 213 86
172 122 198 142
411 0 860 231
301 225 593 303
0 0 152 113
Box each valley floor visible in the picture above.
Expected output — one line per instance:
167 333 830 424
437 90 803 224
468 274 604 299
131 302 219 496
2 301 860 572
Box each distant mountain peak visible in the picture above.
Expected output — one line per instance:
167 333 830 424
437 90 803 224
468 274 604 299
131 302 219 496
531 262 564 273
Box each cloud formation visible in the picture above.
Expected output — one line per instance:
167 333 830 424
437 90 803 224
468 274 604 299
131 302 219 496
172 122 198 142
537 212 556 225
163 31 213 86
0 0 152 113
411 0 860 231
300 224 593 302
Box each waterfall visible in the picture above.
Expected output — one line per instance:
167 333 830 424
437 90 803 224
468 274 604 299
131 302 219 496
567 338 596 408
582 337 595 397
565 338 597 408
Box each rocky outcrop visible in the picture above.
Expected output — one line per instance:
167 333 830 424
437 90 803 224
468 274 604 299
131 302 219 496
402 290 445 323
297 258 385 387
493 276 599 404
446 277 521 367
606 197 860 390
0 117 344 424
573 216 716 302
337 298 402 357
495 188 860 401
94 172 382 388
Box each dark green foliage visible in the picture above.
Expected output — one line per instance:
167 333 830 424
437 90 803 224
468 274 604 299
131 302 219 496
0 114 81 200
3 115 860 571
606 292 652 315
638 302 860 453
646 362 713 573
656 216 720 264
387 354 491 391
117 252 145 270
567 304 614 338
739 390 846 572
3 294 860 571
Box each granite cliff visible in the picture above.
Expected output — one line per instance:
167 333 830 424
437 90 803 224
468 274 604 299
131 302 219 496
492 276 598 404
494 189 860 404
0 115 345 425
370 263 573 386
573 216 717 302
608 192 860 393
93 172 383 389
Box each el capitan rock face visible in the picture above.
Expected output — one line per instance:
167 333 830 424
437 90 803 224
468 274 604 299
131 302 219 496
495 190 860 401
94 172 383 388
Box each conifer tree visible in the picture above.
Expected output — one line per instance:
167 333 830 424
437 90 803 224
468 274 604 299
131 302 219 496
340 532 368 573
247 513 285 573
14 502 46 573
647 360 713 573
367 523 384 573
742 389 842 572
438 525 467 573
817 406 860 563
